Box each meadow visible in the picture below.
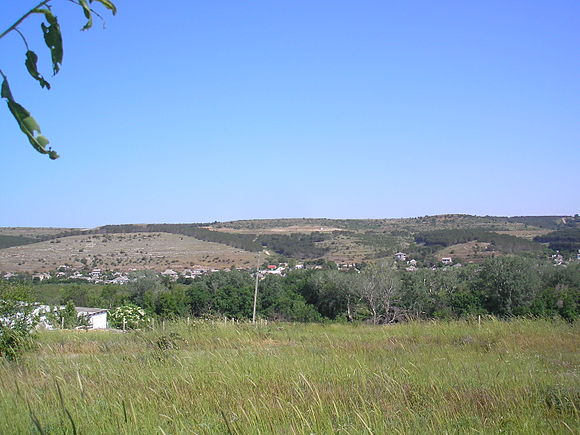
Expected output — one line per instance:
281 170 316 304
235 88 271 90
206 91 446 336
0 319 578 434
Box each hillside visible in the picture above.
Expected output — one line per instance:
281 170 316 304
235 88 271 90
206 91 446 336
0 214 577 273
0 232 258 273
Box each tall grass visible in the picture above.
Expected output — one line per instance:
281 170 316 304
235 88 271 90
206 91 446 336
0 319 578 434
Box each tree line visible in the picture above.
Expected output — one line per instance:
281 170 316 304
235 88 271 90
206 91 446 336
10 256 579 324
534 228 580 253
415 229 541 253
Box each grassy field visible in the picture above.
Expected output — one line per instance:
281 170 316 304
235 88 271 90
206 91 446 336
0 319 578 434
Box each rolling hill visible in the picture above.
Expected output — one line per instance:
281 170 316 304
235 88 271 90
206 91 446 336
0 214 577 273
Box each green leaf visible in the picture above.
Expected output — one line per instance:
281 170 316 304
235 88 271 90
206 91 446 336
90 0 118 15
35 9 63 75
0 75 13 100
1 74 59 160
79 0 93 30
36 135 50 147
22 114 41 134
25 51 51 89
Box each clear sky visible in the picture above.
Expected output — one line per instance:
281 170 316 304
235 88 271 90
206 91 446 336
1 1 578 228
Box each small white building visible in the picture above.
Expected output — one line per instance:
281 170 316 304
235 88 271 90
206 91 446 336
395 253 407 262
76 307 108 329
161 269 179 281
441 257 453 265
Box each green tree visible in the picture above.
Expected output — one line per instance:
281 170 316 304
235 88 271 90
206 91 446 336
156 287 190 319
56 300 80 329
257 275 321 322
307 270 360 321
1 0 117 159
59 284 88 307
531 263 579 321
127 270 164 312
0 283 38 360
399 266 483 319
476 256 541 316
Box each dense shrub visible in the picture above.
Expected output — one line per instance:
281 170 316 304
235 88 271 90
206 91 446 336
0 283 38 360
109 304 148 329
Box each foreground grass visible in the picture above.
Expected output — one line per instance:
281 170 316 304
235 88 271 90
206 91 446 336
0 319 578 434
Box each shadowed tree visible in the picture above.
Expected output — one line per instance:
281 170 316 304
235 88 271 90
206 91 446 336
477 256 540 316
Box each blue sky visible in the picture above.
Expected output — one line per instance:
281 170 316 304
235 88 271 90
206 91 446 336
1 0 578 228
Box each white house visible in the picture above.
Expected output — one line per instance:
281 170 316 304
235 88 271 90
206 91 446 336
75 307 108 329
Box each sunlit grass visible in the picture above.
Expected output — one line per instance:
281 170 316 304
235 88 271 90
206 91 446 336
1 319 578 434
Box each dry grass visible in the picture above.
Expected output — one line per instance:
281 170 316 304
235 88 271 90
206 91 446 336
437 241 498 263
496 229 553 240
0 232 258 272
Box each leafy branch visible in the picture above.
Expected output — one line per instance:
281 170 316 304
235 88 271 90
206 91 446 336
0 0 117 159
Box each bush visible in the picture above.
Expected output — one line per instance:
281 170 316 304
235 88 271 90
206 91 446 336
0 327 35 360
0 283 38 360
109 304 148 330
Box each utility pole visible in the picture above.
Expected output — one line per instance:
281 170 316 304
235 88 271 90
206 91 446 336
252 250 261 324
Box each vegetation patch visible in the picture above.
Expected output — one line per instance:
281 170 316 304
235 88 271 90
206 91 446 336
415 229 542 253
535 228 580 253
0 320 577 434
0 235 37 249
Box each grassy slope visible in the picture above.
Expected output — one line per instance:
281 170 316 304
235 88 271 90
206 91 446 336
0 232 258 272
1 319 577 434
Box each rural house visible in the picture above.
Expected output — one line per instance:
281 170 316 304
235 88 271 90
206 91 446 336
75 307 108 329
